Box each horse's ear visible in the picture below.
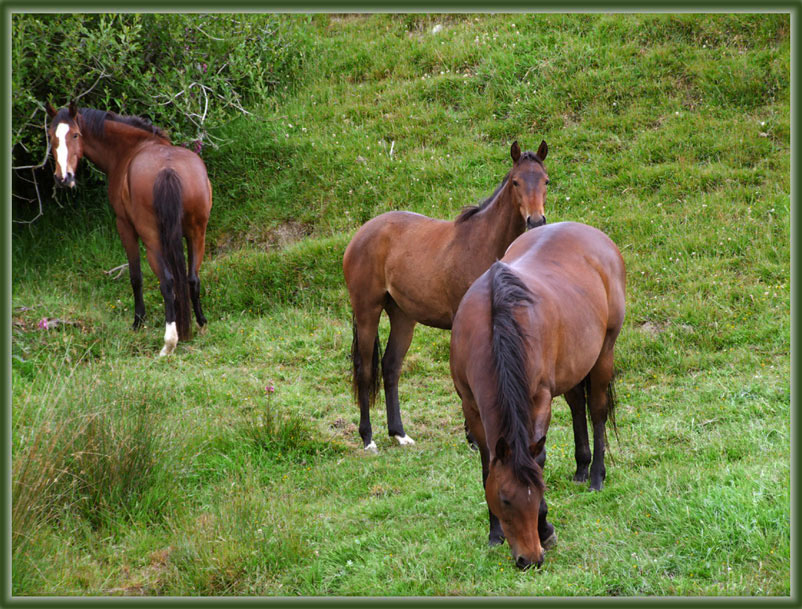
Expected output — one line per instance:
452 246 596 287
536 140 548 161
510 141 521 163
529 435 546 461
495 437 510 463
45 102 58 118
68 100 77 118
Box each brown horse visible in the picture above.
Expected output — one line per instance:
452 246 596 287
450 222 626 568
46 101 212 356
343 141 550 452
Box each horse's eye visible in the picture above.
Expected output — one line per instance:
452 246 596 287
73 133 79 139
501 496 511 507
512 180 519 187
545 179 550 186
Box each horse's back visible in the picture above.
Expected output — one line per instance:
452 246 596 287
505 222 625 323
343 211 457 325
127 142 211 220
454 222 625 395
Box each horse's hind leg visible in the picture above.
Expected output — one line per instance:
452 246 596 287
185 229 207 327
144 245 178 357
382 298 417 446
587 345 616 491
352 302 383 452
564 383 592 483
116 218 146 329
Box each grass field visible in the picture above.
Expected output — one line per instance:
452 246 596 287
11 13 790 596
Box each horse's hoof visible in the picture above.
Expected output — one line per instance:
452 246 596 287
158 345 174 357
542 531 558 551
394 434 415 446
573 473 589 483
364 441 378 454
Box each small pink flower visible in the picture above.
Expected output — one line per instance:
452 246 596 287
37 317 49 330
193 140 203 155
265 384 275 394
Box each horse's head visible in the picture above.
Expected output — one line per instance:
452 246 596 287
485 434 547 569
46 101 83 188
509 140 549 230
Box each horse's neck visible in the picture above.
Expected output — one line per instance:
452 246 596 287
467 186 524 260
81 122 157 175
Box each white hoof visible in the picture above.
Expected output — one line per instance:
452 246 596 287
159 321 178 357
364 441 378 454
394 434 416 446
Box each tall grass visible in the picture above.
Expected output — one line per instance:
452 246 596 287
12 358 174 551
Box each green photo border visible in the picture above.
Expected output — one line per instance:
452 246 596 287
1 3 797 607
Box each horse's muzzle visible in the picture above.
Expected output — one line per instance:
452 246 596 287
54 172 76 189
526 215 547 230
515 554 544 570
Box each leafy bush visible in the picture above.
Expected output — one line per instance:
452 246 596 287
11 13 312 216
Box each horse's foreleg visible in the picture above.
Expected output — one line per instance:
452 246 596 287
382 300 417 446
479 443 505 546
538 497 557 550
116 218 145 329
564 382 591 483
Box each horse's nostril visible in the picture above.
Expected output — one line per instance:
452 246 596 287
526 215 546 230
516 556 532 570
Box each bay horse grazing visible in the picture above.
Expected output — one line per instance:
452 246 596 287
343 140 550 452
46 101 212 356
449 222 626 568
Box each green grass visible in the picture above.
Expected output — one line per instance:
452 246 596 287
11 13 790 596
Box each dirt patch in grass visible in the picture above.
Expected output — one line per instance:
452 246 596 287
637 320 694 337
214 221 314 254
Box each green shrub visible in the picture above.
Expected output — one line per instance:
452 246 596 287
11 13 312 216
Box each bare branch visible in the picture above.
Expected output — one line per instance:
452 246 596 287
12 112 50 171
193 24 225 41
74 69 110 101
12 169 43 225
13 106 39 147
103 263 129 280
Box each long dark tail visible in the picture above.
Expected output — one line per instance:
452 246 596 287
489 262 543 490
153 168 191 341
350 314 381 407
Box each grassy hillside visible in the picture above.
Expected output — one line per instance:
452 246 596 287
11 13 790 596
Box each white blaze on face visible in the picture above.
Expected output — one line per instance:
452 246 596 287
54 123 71 178
159 321 178 357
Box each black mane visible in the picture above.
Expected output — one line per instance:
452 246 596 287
489 261 544 490
73 107 169 140
455 151 544 224
455 173 510 224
